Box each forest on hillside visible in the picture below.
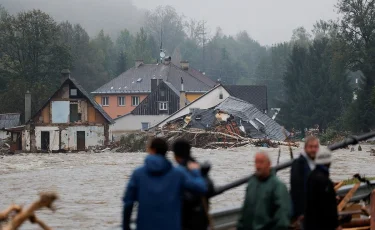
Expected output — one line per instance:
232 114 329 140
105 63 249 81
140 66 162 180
1 0 375 134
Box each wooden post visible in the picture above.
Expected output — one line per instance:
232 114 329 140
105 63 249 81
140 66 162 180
371 189 375 230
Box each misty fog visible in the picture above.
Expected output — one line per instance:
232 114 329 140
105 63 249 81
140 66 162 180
1 0 337 44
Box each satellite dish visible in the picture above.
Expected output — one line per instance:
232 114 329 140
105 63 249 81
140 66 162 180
160 51 165 58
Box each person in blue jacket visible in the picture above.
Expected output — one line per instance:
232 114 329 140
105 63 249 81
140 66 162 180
122 138 207 230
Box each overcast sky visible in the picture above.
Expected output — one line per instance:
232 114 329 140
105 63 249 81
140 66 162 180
134 0 339 45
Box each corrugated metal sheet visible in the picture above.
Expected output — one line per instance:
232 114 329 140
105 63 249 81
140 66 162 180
0 113 20 129
215 97 286 141
92 63 215 94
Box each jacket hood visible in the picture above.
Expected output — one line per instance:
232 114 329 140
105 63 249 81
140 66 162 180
145 154 172 175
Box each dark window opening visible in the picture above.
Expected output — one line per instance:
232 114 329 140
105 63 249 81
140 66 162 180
70 104 80 122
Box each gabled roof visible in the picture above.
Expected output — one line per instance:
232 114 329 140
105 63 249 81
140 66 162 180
30 77 113 124
0 113 20 129
223 85 267 112
92 63 216 94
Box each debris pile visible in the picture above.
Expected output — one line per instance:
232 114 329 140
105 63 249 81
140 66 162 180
159 97 297 149
110 133 152 153
0 140 10 155
0 192 58 230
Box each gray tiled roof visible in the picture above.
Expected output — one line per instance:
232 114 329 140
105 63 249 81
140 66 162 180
92 63 215 94
223 85 268 112
0 113 20 129
215 97 286 141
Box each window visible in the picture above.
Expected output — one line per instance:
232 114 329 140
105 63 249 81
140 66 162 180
118 96 125 106
132 96 140 106
101 97 109 106
141 122 149 131
160 90 165 97
159 102 168 111
70 89 77 96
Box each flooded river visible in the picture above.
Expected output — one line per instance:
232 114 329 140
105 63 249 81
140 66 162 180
1 145 374 229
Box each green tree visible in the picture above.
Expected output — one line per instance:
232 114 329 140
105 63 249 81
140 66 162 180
337 0 375 132
0 9 71 115
134 28 154 63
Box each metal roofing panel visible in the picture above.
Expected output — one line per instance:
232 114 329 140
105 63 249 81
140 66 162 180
215 96 286 141
223 85 267 112
0 113 20 129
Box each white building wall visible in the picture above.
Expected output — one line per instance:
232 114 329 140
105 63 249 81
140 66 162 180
0 130 9 140
111 115 167 139
35 126 60 151
61 126 105 150
23 125 105 151
156 85 230 127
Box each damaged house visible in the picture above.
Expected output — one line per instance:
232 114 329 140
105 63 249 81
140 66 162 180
18 71 113 152
0 113 20 140
155 85 287 142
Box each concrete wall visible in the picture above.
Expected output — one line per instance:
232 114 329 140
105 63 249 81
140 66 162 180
61 126 105 150
111 114 167 139
156 85 230 127
23 125 105 151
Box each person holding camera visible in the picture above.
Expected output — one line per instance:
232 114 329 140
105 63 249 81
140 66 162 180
173 139 215 230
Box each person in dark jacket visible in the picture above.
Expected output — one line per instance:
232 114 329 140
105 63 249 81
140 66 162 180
290 136 319 224
173 139 215 230
305 149 340 230
122 138 207 230
237 152 291 230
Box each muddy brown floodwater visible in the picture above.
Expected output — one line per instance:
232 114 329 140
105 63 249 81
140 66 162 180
1 145 374 229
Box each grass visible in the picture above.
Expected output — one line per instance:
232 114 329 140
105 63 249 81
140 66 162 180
342 177 375 186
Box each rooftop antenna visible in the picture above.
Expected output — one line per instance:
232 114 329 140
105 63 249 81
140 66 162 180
159 26 165 63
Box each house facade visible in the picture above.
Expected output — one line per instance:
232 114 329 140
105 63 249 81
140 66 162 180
21 74 113 152
92 60 216 118
111 79 185 138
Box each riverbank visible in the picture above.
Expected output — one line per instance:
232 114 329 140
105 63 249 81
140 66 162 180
1 145 374 229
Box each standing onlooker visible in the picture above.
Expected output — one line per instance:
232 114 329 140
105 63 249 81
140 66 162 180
237 152 291 230
122 138 207 230
173 139 214 230
304 149 340 230
290 136 319 224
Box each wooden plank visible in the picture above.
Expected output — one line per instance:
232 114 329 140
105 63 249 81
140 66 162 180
338 182 361 212
371 190 375 230
335 181 344 191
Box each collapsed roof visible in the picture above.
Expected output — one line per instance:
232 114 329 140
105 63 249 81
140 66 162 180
165 96 287 141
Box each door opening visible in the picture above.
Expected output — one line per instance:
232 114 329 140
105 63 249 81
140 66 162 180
41 131 50 151
77 131 85 151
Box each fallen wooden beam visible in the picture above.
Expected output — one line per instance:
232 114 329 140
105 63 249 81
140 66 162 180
335 181 344 192
371 190 375 230
338 182 361 212
0 205 21 221
342 218 370 228
3 192 58 230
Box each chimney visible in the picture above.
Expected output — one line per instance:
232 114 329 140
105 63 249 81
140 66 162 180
179 77 186 109
61 69 70 84
164 56 171 65
135 60 144 68
180 61 189 70
25 90 31 123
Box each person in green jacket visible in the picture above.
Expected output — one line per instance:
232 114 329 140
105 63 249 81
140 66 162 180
237 152 291 230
